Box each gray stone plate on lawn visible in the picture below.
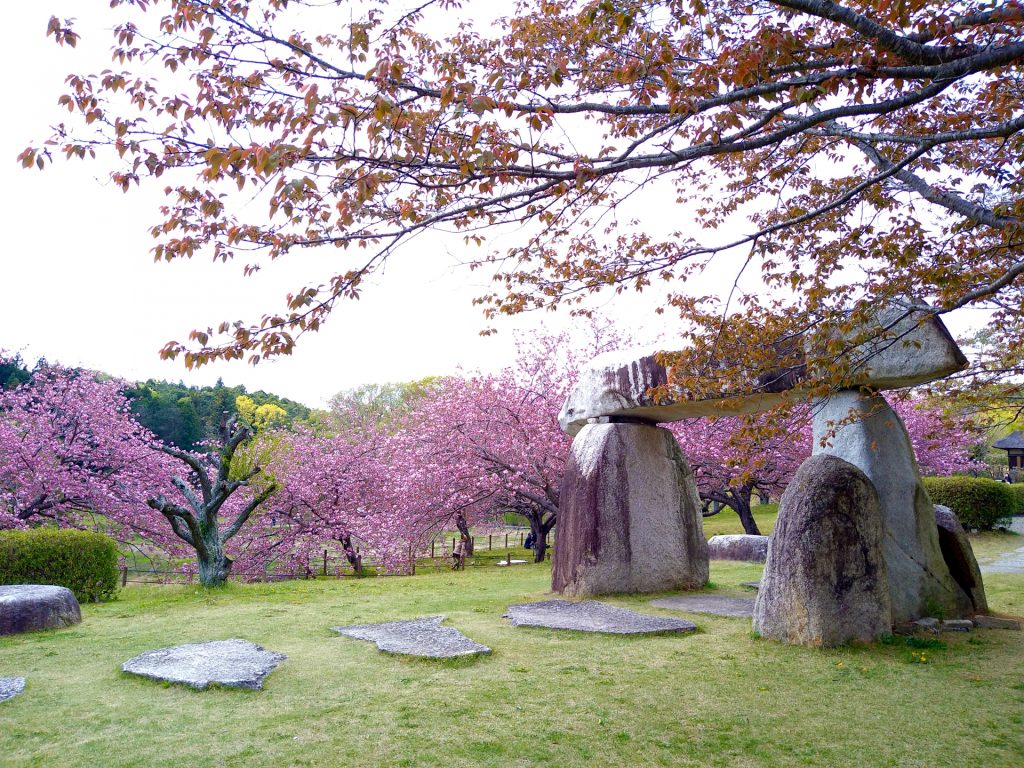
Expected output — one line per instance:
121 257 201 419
649 595 755 618
0 677 26 703
504 600 696 634
333 616 491 658
122 639 286 690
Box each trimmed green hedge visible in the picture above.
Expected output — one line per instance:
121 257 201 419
1011 483 1024 515
922 476 1016 531
0 528 119 602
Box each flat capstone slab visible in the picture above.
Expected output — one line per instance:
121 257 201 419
741 581 762 590
122 639 286 690
649 595 755 618
332 616 491 658
0 677 26 703
504 600 697 635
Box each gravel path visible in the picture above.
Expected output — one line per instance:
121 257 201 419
979 516 1024 575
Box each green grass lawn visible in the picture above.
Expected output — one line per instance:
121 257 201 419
1 554 1022 768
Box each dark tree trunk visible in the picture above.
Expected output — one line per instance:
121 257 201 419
454 511 474 555
196 528 233 586
730 487 762 536
700 486 761 535
339 532 362 576
526 512 556 563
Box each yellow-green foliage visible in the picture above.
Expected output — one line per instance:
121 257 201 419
0 528 119 602
922 476 1016 530
235 395 287 431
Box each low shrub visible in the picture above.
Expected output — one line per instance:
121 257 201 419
922 476 1016 531
0 528 119 602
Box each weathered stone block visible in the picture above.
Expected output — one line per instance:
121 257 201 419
332 616 490 658
122 639 285 690
0 585 81 636
504 600 697 634
707 534 769 562
813 391 970 622
0 678 26 703
934 504 988 614
843 301 967 390
557 347 789 435
753 455 891 647
552 423 708 596
649 595 755 618
973 615 1022 630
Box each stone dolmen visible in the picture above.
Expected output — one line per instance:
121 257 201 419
554 303 989 645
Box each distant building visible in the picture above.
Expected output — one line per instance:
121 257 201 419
993 431 1024 472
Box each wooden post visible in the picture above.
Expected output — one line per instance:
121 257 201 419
323 550 328 576
121 566 128 587
520 531 524 546
452 537 456 552
431 539 435 558
505 533 509 548
488 534 492 550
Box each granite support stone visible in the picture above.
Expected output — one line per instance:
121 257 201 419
552 423 708 596
934 504 988 614
753 455 892 647
0 585 81 636
812 391 971 622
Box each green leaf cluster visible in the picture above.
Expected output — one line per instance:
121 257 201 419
922 476 1017 531
0 528 120 602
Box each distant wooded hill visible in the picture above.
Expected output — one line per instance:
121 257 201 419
0 355 315 450
124 379 315 449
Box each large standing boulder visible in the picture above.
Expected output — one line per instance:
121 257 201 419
0 585 81 636
552 423 708 596
813 391 971 622
934 505 988 615
753 455 891 647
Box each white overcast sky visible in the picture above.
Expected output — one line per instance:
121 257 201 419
0 3 987 408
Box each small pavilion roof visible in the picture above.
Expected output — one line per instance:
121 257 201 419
993 431 1024 450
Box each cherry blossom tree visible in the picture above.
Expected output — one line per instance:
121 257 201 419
672 409 812 535
0 361 172 542
263 424 427 575
893 396 986 477
145 415 281 586
394 327 621 562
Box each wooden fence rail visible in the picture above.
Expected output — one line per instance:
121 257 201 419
119 530 553 586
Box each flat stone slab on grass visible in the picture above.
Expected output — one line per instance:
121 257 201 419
741 581 761 590
332 616 491 658
505 600 696 635
122 639 286 690
495 560 528 566
649 595 755 618
0 585 81 636
0 677 26 703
